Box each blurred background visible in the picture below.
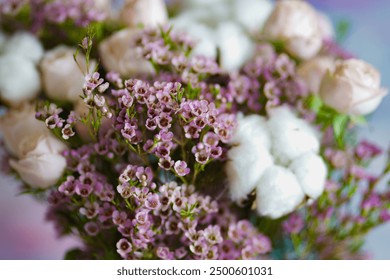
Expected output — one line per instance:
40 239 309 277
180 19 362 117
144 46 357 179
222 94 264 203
309 0 390 259
0 0 389 259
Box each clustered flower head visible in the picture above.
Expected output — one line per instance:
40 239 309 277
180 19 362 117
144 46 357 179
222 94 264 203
228 43 308 114
1 0 105 31
50 139 271 259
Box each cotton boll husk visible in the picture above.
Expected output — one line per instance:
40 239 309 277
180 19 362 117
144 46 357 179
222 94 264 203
0 54 41 106
289 152 327 200
233 0 273 31
267 106 320 165
216 21 254 71
231 114 271 150
227 143 274 201
3 32 44 64
255 166 305 219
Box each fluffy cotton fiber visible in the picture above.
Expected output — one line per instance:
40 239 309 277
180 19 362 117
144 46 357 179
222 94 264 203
226 106 327 219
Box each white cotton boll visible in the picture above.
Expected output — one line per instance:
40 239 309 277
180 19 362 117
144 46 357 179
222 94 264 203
289 152 327 200
227 144 274 201
256 166 305 219
216 21 254 71
0 54 41 106
268 106 320 165
3 32 44 64
231 114 271 150
233 0 274 31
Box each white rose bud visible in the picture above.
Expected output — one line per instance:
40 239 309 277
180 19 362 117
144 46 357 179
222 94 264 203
0 54 41 106
119 0 168 28
3 31 44 64
99 29 154 78
10 135 67 189
41 46 96 102
319 59 388 115
262 0 322 60
255 166 305 219
0 104 49 157
297 56 335 94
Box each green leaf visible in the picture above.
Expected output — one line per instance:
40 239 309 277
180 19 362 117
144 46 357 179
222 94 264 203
306 95 323 113
350 115 367 125
336 19 351 43
333 114 349 147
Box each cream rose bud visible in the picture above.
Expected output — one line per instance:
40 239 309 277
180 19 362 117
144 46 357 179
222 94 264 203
262 0 322 60
3 32 44 64
297 56 335 94
0 104 49 157
41 46 96 102
10 136 67 189
317 12 334 40
216 21 254 71
319 59 388 115
119 0 168 28
0 54 41 106
99 29 154 78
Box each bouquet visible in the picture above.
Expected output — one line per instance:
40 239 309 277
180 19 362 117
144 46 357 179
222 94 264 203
0 0 389 260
